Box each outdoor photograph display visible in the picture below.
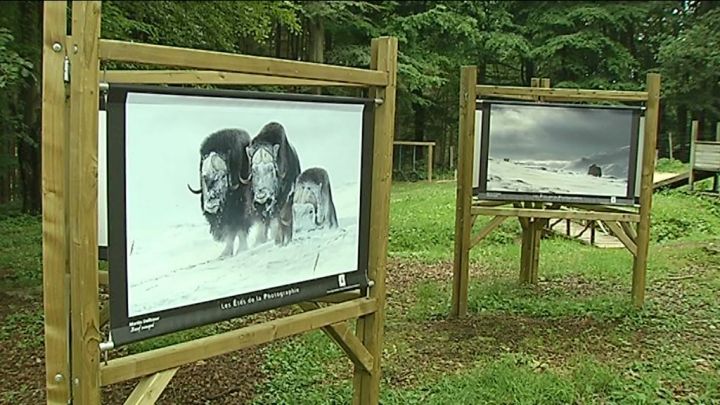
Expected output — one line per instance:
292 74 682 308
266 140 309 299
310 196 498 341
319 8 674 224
105 85 373 345
99 101 108 259
473 100 643 205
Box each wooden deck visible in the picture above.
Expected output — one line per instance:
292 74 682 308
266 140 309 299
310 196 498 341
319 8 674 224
653 171 715 190
548 219 625 249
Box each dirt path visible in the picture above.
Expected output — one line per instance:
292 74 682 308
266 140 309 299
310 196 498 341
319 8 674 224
0 291 267 404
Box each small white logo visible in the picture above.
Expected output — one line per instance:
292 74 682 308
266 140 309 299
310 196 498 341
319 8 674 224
338 274 347 287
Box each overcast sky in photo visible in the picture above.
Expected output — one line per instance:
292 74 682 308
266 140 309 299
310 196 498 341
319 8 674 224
486 103 636 162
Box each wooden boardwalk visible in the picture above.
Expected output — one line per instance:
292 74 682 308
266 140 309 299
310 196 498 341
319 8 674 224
548 219 625 249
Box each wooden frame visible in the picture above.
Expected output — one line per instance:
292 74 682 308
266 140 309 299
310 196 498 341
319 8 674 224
451 68 661 317
689 119 720 192
393 140 436 181
41 2 397 404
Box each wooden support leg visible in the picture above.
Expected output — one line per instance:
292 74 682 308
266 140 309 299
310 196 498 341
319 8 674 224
632 73 661 308
68 2 103 403
427 144 433 182
41 2 71 403
520 217 544 285
451 65 477 319
353 36 397 405
530 219 546 284
519 219 533 284
689 121 698 191
123 368 178 405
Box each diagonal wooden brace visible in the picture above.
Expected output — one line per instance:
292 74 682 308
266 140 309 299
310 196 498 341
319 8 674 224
297 302 373 373
124 368 179 405
470 215 507 248
605 221 638 256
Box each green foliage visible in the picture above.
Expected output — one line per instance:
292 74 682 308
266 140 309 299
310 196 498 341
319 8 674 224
384 355 627 404
252 331 352 405
253 182 720 403
102 1 300 50
651 190 720 242
389 182 521 262
0 308 43 350
0 214 41 288
388 182 457 261
655 157 688 173
659 8 720 116
0 28 32 89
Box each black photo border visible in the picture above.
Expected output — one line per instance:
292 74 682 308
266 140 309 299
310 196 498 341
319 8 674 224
107 84 375 346
473 99 645 206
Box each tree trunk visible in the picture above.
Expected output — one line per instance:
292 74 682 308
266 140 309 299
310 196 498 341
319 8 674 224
677 105 689 162
308 15 324 95
308 17 324 64
15 1 42 213
412 100 426 162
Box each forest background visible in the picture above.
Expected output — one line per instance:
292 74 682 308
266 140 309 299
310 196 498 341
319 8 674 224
1 0 719 213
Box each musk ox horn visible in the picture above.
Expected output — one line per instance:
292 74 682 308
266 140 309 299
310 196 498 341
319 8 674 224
238 172 252 185
187 184 202 194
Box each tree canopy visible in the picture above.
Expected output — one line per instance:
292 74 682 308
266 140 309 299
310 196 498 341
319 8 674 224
1 0 718 212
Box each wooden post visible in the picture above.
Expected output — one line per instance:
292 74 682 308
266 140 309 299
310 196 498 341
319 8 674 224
427 143 434 182
41 2 71 403
451 66 477 318
519 79 549 284
632 73 661 308
715 122 720 192
689 120 698 191
353 36 397 405
68 2 103 403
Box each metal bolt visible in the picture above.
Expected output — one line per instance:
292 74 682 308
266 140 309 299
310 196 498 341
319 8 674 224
74 378 79 385
52 42 62 52
54 373 64 383
73 45 78 54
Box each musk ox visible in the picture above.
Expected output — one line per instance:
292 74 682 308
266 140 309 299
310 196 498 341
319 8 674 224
187 128 253 258
292 167 338 233
241 122 301 246
587 164 602 177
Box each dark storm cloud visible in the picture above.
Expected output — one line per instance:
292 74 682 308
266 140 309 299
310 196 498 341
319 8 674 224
486 103 635 162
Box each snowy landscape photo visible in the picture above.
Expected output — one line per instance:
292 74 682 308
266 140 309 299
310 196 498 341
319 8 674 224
117 91 367 318
481 102 638 198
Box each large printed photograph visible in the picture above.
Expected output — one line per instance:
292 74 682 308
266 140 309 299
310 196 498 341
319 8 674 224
106 86 372 344
475 101 642 204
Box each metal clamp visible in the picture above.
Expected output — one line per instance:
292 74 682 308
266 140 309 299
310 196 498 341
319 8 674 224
99 340 114 351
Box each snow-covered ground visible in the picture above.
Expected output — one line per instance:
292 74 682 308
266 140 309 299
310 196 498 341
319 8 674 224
486 158 627 196
116 91 368 317
127 182 360 317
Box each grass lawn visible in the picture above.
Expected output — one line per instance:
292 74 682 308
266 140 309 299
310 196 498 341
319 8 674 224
1 179 719 403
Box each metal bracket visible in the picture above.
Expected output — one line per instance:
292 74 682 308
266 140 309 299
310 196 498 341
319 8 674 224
99 82 109 110
374 98 383 105
99 331 114 352
99 341 114 351
63 56 70 83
